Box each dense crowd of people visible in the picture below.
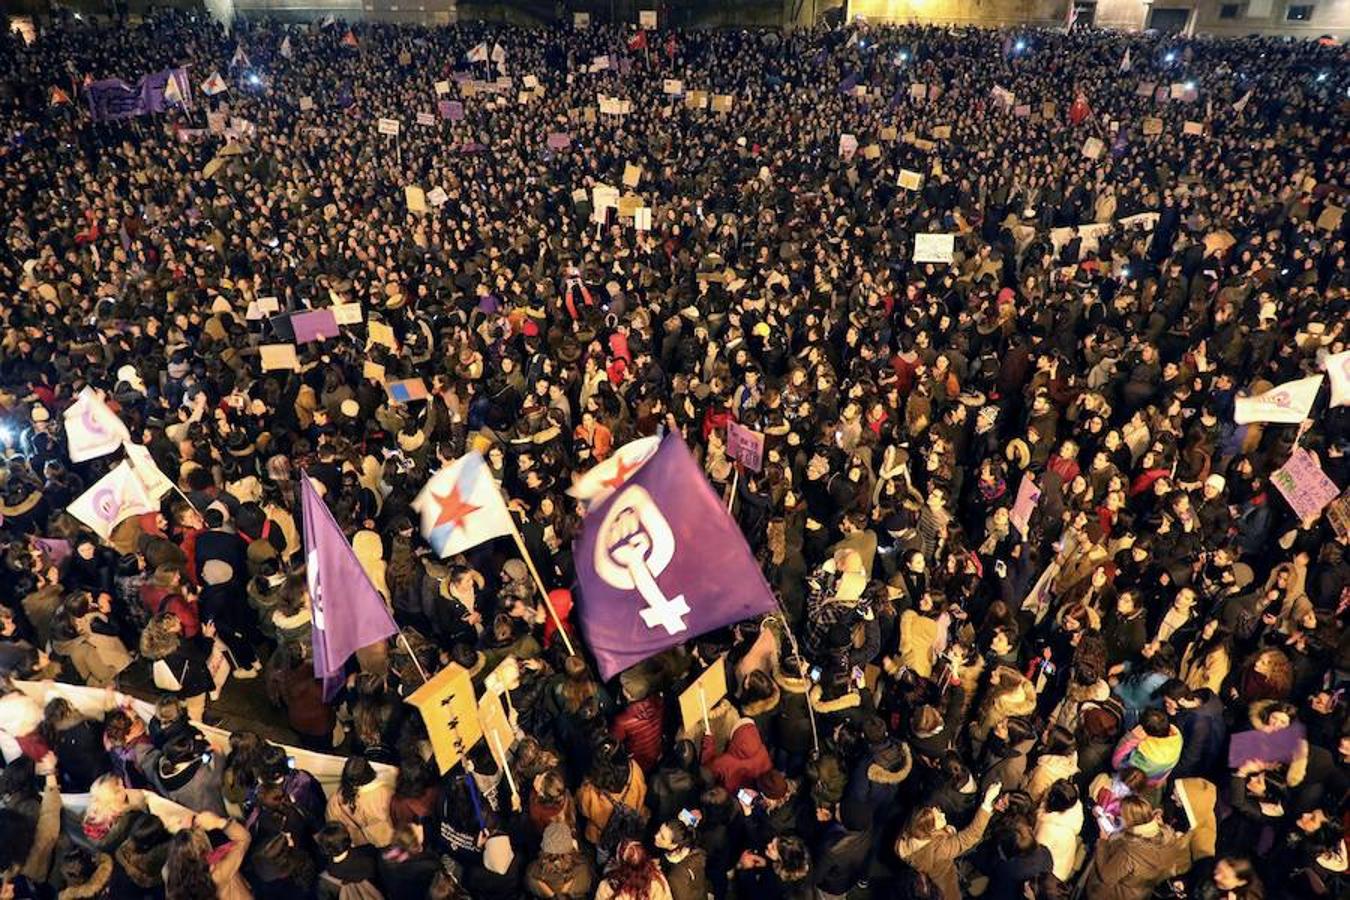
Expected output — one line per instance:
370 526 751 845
0 8 1347 900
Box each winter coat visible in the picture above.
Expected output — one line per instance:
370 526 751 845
577 759 647 845
56 852 113 900
611 694 665 773
972 668 1038 748
771 669 814 757
702 719 772 793
840 742 912 830
325 781 395 848
1081 821 1191 900
1034 802 1084 881
663 848 709 900
895 805 992 900
1023 751 1079 803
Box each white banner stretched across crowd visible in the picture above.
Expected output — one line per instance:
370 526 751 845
5 680 394 821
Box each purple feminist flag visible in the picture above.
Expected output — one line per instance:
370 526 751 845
87 79 143 122
301 473 399 699
574 433 777 679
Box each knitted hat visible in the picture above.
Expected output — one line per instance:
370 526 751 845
541 822 574 855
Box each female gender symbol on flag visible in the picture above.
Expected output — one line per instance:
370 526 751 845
592 485 689 635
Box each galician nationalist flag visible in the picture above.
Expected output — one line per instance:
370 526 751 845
412 452 515 558
567 435 661 506
466 42 489 63
63 386 131 463
1234 374 1324 425
301 474 399 700
573 433 778 679
68 462 160 540
280 35 294 60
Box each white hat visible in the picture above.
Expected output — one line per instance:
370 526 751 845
1205 474 1226 492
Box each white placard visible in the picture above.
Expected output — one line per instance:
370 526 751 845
913 233 955 264
639 10 658 28
416 111 436 126
635 207 652 231
573 12 590 27
377 117 401 136
434 80 450 96
332 303 363 325
427 186 449 207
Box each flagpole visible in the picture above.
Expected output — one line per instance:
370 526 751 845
496 486 577 656
398 631 430 684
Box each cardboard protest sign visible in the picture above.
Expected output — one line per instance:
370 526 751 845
260 344 300 372
290 310 339 344
617 194 643 217
547 131 571 150
427 186 448 207
362 360 385 382
639 9 658 27
679 656 728 733
1316 205 1344 232
712 94 733 113
623 163 642 188
366 320 397 350
298 96 314 112
405 186 428 213
1013 104 1030 117
1041 101 1057 119
899 169 923 191
377 118 401 136
910 83 926 99
663 79 684 95
913 233 955 264
385 378 429 405
634 208 652 231
1325 349 1350 407
685 90 709 110
1082 137 1104 160
931 125 951 140
881 126 898 141
434 79 451 96
1010 474 1041 539
1183 121 1204 136
416 111 436 126
838 133 858 160
726 421 765 471
862 144 882 160
1142 116 1163 136
1136 81 1155 98
1271 448 1340 523
1327 488 1350 542
523 74 539 89
573 12 590 27
405 664 481 773
331 303 363 326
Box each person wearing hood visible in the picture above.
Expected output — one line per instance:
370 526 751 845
526 821 595 900
840 716 912 831
143 731 226 817
701 711 772 793
465 832 525 900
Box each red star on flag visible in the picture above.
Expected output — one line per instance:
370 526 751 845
601 455 642 490
432 484 480 532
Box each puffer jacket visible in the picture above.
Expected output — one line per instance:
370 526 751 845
611 694 664 773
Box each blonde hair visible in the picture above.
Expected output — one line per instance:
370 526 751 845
85 775 131 822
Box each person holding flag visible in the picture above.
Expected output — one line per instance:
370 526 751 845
300 474 400 699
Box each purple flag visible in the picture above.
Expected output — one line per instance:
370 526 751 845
291 309 339 343
573 434 777 679
301 473 399 699
87 79 143 122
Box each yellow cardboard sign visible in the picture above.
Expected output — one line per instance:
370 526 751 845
678 656 728 733
405 664 482 774
260 343 299 371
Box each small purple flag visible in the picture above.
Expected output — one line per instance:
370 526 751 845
291 309 339 344
301 473 399 700
439 99 464 121
573 434 777 679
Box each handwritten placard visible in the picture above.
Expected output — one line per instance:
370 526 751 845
1272 448 1340 523
913 233 955 264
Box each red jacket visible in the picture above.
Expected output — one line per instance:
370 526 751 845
702 719 772 792
611 694 664 773
139 584 200 637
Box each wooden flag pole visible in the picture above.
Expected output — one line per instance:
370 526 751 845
497 486 577 656
490 729 521 810
398 631 430 684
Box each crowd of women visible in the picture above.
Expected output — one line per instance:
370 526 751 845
0 7 1346 900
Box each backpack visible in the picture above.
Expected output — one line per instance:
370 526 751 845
1078 696 1125 743
596 798 645 866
